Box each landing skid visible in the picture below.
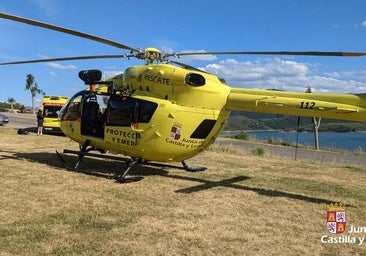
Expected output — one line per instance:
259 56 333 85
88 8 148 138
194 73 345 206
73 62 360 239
181 160 207 172
56 140 93 171
56 144 207 182
115 158 143 183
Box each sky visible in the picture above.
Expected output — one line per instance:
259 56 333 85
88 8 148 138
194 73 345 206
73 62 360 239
0 0 365 106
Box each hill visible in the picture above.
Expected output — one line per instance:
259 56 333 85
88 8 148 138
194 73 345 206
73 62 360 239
225 110 366 131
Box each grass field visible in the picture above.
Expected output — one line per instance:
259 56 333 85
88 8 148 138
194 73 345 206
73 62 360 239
1 127 366 255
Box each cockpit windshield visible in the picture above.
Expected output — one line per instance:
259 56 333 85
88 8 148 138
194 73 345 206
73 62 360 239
59 90 84 121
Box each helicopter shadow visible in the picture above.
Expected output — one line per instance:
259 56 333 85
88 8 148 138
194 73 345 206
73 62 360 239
10 150 169 181
0 150 347 206
170 174 345 206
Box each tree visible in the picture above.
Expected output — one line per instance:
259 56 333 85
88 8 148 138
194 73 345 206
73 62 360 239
7 97 16 112
25 74 45 114
306 86 321 150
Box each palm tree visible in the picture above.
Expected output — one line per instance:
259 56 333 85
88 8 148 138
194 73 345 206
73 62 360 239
25 74 45 113
7 97 16 112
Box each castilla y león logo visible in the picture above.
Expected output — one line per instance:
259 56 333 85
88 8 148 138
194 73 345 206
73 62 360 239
170 124 182 140
321 203 366 245
327 203 346 234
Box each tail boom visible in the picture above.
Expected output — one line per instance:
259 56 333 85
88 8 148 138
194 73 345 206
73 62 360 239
226 88 366 122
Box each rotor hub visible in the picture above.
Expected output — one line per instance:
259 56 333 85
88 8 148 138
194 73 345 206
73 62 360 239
137 47 165 64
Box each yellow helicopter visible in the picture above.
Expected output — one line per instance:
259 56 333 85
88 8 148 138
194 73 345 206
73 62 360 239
1 12 366 182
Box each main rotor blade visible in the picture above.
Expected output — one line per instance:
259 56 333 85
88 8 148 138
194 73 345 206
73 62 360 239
0 55 127 65
170 51 366 57
169 60 207 73
0 12 140 52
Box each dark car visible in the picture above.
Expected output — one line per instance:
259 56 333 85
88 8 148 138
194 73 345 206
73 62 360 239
0 113 9 125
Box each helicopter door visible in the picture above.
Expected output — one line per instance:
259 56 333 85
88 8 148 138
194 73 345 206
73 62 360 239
103 95 158 145
80 95 105 138
104 95 158 127
104 96 137 128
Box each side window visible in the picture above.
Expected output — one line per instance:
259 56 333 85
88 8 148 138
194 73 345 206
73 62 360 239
96 95 109 113
105 96 157 127
138 101 158 123
106 97 136 126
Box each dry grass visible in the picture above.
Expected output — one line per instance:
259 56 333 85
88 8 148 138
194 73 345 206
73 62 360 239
1 127 366 255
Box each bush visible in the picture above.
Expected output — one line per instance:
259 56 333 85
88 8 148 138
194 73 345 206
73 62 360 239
233 131 249 141
252 146 265 156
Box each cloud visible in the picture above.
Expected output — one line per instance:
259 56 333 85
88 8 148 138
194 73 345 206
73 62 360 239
46 62 77 70
202 58 308 81
200 58 366 93
325 71 356 79
30 0 60 16
363 20 366 27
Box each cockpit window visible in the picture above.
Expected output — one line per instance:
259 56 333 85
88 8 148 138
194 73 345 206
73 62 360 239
60 91 84 121
60 91 109 122
60 91 158 128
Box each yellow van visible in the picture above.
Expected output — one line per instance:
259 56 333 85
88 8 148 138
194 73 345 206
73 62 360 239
40 95 69 133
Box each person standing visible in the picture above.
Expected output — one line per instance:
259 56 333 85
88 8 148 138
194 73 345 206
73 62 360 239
37 109 44 135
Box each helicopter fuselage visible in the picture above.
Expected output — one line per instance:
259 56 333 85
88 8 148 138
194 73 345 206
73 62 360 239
59 62 366 163
59 64 231 162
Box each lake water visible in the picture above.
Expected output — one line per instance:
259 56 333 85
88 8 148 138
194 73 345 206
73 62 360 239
221 131 366 152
